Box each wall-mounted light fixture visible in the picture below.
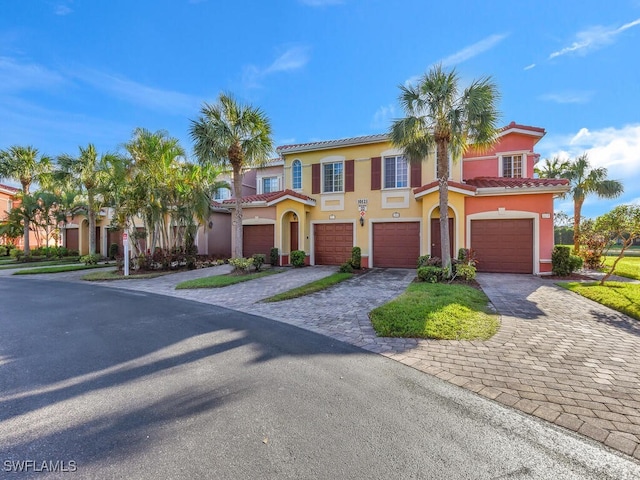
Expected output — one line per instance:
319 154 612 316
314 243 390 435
392 211 400 218
329 214 336 220
359 217 365 227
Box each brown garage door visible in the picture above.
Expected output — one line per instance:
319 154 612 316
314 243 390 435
314 223 353 265
243 224 274 258
373 222 420 268
65 228 79 251
471 219 533 273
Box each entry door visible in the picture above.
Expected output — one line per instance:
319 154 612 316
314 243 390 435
430 218 454 259
290 222 299 252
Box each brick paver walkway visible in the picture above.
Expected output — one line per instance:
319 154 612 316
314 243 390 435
10 265 640 459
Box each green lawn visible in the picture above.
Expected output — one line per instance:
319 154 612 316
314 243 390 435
370 282 499 340
559 281 640 321
175 269 282 289
82 269 170 281
262 272 353 302
0 258 80 270
12 263 114 275
602 256 640 280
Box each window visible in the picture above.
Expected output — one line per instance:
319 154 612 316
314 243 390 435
323 162 343 193
292 160 302 190
213 185 231 201
384 155 408 188
262 177 279 194
502 155 523 178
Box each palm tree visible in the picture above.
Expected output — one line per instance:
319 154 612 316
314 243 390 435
561 153 623 252
0 146 52 254
56 144 120 255
390 64 500 272
534 156 569 179
190 93 273 258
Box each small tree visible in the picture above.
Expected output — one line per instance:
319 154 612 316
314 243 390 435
578 218 607 270
594 205 640 285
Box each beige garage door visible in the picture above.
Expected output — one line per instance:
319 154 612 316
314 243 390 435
314 223 353 265
373 222 420 268
471 219 533 273
243 224 274 258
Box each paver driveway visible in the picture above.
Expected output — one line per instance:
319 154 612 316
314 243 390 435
14 265 640 460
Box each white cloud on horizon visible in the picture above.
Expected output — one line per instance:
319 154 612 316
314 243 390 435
243 46 310 89
549 17 640 59
539 91 594 104
440 33 509 67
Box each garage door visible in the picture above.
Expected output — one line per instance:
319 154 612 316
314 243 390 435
243 224 274 258
314 223 353 265
471 219 533 273
373 222 420 268
65 228 79 251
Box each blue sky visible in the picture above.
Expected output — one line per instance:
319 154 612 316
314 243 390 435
1 0 639 219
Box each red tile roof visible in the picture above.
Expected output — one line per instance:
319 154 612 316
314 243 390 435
464 177 569 188
500 121 545 134
0 183 20 194
413 180 477 195
221 189 315 205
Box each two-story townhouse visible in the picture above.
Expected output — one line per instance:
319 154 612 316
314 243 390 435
0 183 42 248
223 122 569 274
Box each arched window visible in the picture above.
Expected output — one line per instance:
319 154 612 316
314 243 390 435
292 159 302 189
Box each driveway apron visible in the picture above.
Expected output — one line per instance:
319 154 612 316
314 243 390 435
18 266 640 460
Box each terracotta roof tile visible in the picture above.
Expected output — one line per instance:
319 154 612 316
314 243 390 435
221 189 315 205
464 177 569 188
0 183 20 193
413 180 477 195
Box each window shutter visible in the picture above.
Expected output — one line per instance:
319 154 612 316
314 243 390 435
345 160 354 192
410 161 422 188
312 163 321 194
371 157 381 190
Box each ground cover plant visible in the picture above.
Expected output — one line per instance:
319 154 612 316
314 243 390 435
175 269 282 289
262 272 352 302
82 270 170 281
370 282 499 340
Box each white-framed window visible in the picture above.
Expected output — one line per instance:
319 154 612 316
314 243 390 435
323 161 343 193
433 151 453 179
502 154 523 178
384 155 408 188
262 176 279 194
7 199 13 211
292 159 302 190
213 185 231 201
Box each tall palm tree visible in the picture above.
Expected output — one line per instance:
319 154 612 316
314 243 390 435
56 144 120 255
190 93 273 258
561 153 623 252
390 64 500 272
534 156 569 179
0 146 52 254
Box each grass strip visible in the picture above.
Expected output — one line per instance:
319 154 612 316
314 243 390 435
602 256 640 280
82 270 169 281
0 259 80 270
558 281 640 321
12 263 114 275
370 282 499 340
262 272 353 302
175 269 281 289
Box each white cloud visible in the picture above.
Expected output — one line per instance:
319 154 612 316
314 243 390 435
440 33 509 67
371 104 396 130
539 91 594 104
549 17 640 59
71 69 200 114
524 63 536 71
0 56 66 92
243 46 310 89
299 0 343 6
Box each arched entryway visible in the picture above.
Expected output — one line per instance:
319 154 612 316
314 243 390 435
280 210 300 265
428 206 457 259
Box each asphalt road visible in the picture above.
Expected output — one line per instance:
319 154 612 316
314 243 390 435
0 278 639 479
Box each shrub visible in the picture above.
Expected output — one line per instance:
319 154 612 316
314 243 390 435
0 245 7 256
351 247 361 269
228 257 254 273
108 243 119 259
552 246 585 276
9 248 23 260
417 255 441 267
454 264 477 281
252 253 266 272
417 255 431 267
270 247 279 266
290 250 306 267
417 266 444 283
81 254 101 265
457 248 478 266
339 261 354 273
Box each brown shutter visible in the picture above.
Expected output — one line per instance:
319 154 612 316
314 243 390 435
345 159 354 192
312 163 321 194
410 161 422 188
371 157 381 190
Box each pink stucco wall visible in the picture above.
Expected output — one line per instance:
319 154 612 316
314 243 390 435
463 132 541 179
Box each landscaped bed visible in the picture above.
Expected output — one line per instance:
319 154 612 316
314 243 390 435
12 263 114 275
82 269 171 281
175 269 282 289
558 281 640 321
370 281 499 340
262 272 353 302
